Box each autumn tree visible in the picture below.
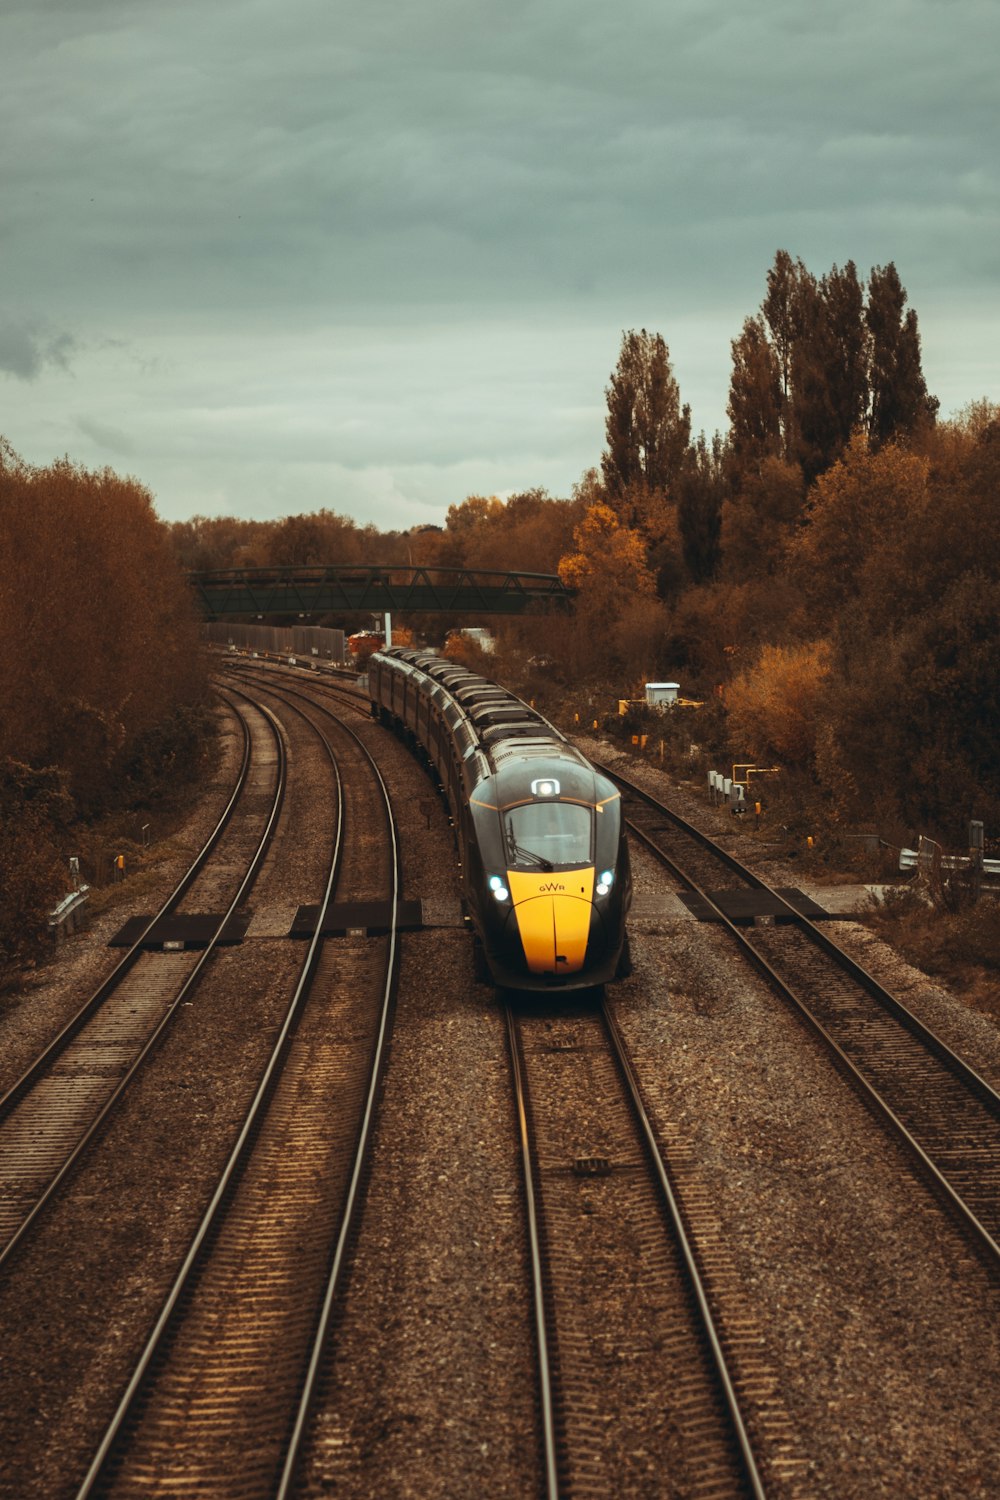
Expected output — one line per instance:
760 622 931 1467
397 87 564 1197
0 761 72 977
445 494 506 536
786 434 931 620
761 248 804 425
866 263 939 448
601 329 691 528
0 442 209 813
725 641 832 768
810 414 1000 833
667 575 803 689
818 573 1000 837
266 509 369 568
676 431 726 585
727 316 784 471
790 260 868 483
168 514 272 571
736 251 937 488
442 490 580 575
557 504 668 681
267 513 329 567
720 456 806 583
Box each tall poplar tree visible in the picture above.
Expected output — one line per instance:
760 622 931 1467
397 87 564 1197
790 260 868 483
866 262 938 447
762 249 805 423
727 315 784 470
602 329 691 526
677 431 726 584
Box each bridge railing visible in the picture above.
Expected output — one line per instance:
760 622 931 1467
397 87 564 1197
189 564 575 616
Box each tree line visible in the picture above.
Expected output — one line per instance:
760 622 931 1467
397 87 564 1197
3 247 993 980
575 252 996 844
0 442 210 975
164 251 998 845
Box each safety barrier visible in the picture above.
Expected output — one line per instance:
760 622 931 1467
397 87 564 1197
48 886 90 942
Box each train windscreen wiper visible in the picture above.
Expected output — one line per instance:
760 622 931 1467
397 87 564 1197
505 820 554 871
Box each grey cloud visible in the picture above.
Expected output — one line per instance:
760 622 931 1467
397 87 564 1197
4 0 998 323
1 0 997 526
75 415 136 457
0 318 77 380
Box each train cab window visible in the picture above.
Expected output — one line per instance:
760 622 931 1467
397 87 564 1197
503 801 592 869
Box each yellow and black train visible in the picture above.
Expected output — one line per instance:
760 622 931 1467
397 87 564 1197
368 648 632 990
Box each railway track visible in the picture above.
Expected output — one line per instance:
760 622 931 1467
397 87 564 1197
606 763 1000 1269
8 648 994 1494
73 678 402 1498
506 992 783 1497
227 655 370 716
0 691 284 1269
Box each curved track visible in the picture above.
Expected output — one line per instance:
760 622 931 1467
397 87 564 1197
607 763 1000 1269
75 679 402 1499
0 692 284 1269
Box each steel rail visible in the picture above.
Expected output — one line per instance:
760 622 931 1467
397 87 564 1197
148 663 405 1498
600 1001 768 1498
0 692 252 1128
274 690 402 1499
607 765 1000 1270
504 1004 561 1500
225 656 370 716
0 693 287 1275
75 684 346 1498
607 764 1000 1118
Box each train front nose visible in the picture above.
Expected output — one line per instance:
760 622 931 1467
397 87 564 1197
505 870 596 975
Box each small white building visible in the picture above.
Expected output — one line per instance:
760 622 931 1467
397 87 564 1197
645 682 680 708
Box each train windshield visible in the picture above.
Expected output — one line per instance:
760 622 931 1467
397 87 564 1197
503 802 593 870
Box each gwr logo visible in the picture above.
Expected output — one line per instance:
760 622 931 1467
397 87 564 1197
538 882 566 893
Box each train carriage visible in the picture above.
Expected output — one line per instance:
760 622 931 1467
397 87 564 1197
369 648 631 991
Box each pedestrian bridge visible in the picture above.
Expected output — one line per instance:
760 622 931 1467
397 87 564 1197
190 565 574 617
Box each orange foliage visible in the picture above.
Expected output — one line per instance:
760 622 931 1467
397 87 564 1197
0 441 208 811
553 504 668 681
725 641 832 766
443 631 493 672
786 434 930 614
558 504 656 595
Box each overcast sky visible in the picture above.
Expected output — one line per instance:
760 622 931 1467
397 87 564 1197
2 0 997 529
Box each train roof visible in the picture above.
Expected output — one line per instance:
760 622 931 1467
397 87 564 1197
373 647 578 780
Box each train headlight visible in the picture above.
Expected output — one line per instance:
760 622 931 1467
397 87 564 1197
595 869 615 897
488 874 510 902
530 778 560 797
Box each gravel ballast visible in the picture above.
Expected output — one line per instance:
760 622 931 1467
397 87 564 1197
1 696 998 1497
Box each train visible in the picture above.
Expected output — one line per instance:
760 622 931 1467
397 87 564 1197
368 647 632 991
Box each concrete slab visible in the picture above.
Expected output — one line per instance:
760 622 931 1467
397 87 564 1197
798 883 890 916
630 890 694 921
245 905 300 938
